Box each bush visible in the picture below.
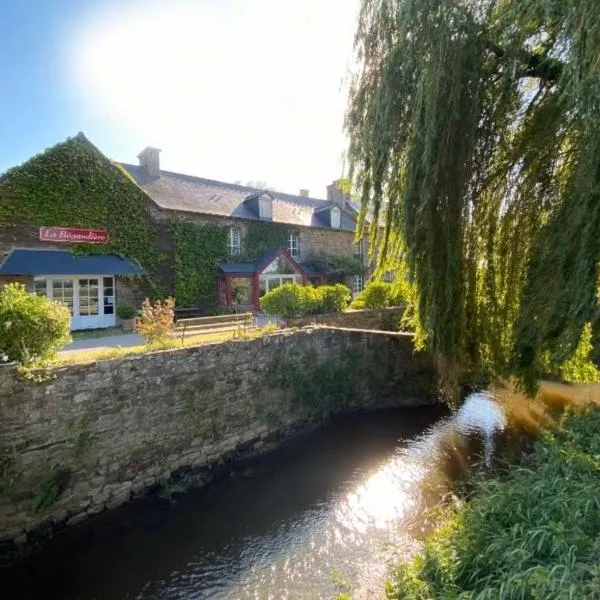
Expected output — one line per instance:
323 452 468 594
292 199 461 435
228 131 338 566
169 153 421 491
116 304 137 320
260 283 351 318
0 283 71 365
318 283 352 313
260 284 307 318
136 297 175 347
350 280 407 309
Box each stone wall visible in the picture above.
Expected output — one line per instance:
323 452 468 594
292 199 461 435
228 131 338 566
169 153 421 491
0 327 434 558
285 307 405 331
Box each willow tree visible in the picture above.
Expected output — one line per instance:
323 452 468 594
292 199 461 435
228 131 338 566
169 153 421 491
346 0 600 396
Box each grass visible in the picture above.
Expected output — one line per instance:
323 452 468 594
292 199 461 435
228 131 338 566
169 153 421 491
386 404 600 599
53 323 280 365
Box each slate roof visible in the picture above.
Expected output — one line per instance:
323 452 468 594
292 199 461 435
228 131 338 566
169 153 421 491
0 249 144 276
119 163 359 231
217 247 317 276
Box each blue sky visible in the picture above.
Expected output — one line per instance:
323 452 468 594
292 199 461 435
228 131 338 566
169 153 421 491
0 0 360 198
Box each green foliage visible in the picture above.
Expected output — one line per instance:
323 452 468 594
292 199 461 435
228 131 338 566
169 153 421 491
67 422 95 460
116 304 137 319
0 283 71 365
0 135 158 272
242 221 293 260
318 284 352 313
171 221 227 309
388 407 600 599
261 284 307 318
32 466 71 513
351 281 399 309
558 323 600 384
307 252 365 283
347 0 600 396
260 283 351 318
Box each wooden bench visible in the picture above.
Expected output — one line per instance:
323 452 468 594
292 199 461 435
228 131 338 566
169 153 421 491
174 312 254 343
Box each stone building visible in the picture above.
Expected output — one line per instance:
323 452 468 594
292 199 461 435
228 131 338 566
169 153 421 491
0 133 369 329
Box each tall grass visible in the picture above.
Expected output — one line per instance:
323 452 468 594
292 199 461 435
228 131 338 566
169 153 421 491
386 406 600 599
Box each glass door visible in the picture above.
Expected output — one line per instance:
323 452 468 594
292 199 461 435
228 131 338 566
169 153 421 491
71 277 116 330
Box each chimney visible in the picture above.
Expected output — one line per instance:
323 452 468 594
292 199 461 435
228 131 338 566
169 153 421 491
299 189 309 197
326 179 349 209
137 146 162 178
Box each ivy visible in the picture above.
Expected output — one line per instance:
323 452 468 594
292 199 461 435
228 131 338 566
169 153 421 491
171 220 227 309
242 221 294 260
0 135 159 273
306 252 365 282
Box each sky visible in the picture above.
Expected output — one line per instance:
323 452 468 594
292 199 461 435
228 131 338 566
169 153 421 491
0 0 361 198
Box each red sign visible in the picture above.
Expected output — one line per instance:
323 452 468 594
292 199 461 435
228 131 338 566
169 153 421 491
39 227 109 244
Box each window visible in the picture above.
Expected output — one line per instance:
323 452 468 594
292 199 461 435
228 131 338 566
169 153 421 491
78 278 99 316
288 232 300 257
383 271 394 283
33 278 48 297
51 279 74 315
258 194 273 220
351 275 364 295
228 226 241 255
103 276 115 315
330 206 341 229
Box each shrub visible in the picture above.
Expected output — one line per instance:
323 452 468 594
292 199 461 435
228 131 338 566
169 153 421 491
116 304 137 320
260 283 352 318
350 280 407 309
318 283 352 313
0 283 71 365
136 297 175 347
260 284 307 318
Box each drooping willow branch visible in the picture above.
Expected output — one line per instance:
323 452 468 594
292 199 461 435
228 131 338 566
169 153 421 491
346 0 600 398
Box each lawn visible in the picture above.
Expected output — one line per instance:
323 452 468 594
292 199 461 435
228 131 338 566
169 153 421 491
53 324 279 365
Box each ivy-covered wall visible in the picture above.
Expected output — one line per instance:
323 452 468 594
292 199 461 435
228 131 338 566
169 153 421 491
0 134 159 273
171 221 228 310
241 221 294 260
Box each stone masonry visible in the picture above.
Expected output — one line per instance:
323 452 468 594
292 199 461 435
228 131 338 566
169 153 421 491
0 327 435 559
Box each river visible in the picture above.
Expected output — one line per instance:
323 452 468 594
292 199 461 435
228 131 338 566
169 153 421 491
3 402 502 600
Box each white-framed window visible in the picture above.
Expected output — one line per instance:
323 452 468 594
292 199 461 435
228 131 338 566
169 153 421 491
288 232 300 257
351 275 364 295
228 226 241 255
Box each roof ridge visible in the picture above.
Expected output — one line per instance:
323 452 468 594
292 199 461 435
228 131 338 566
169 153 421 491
118 163 328 203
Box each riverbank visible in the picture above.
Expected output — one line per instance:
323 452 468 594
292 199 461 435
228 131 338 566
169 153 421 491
386 405 600 598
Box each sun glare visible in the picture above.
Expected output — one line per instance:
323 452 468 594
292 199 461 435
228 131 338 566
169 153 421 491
67 0 360 193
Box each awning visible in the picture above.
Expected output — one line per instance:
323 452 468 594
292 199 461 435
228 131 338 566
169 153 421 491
0 249 144 276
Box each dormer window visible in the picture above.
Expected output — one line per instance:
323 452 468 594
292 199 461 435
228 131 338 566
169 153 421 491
330 206 341 229
258 193 273 220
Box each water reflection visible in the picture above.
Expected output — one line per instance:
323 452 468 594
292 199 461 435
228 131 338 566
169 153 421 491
3 396 515 600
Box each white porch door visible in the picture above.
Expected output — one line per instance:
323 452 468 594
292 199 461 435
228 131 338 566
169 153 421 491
72 276 116 330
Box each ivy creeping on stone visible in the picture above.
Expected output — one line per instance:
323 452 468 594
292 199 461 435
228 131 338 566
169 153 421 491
242 221 294 260
171 220 227 309
0 134 159 272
